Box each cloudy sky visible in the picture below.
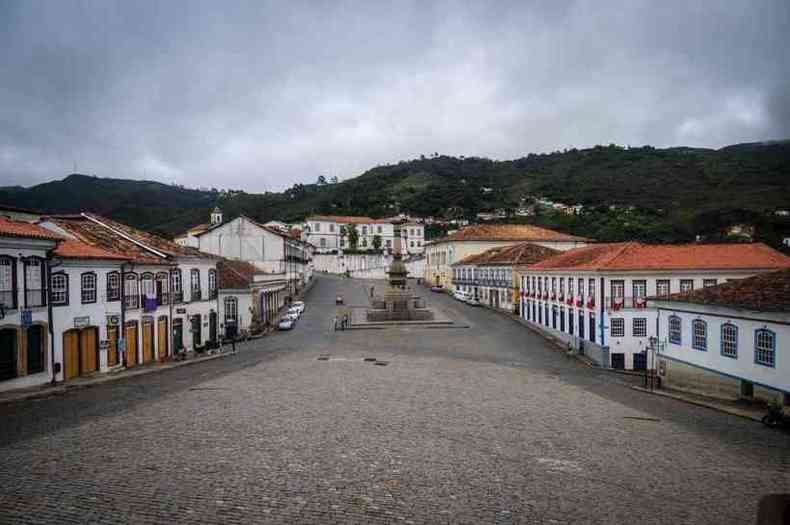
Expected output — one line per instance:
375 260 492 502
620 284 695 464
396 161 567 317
1 1 788 192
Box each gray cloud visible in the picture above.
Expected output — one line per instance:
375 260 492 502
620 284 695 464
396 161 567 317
1 0 788 191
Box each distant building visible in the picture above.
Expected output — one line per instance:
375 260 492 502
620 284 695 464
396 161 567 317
305 215 427 255
424 224 588 289
0 204 44 223
653 269 790 408
452 243 559 314
519 242 790 370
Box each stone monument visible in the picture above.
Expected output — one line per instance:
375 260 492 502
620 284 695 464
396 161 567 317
366 222 434 322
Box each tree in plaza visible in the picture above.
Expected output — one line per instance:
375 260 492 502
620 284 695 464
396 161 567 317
372 234 382 252
345 224 359 250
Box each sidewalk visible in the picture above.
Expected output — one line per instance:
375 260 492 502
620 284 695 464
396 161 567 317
0 349 235 405
631 385 765 422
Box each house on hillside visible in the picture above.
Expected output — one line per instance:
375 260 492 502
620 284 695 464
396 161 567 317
519 242 790 370
424 224 588 290
0 205 45 223
305 215 395 253
452 243 560 314
652 269 790 408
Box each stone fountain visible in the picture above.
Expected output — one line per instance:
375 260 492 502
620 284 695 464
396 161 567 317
366 223 434 322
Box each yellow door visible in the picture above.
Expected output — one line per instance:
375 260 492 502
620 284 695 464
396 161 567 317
157 317 168 361
63 331 80 380
107 326 118 367
79 328 98 375
125 323 138 368
142 321 154 363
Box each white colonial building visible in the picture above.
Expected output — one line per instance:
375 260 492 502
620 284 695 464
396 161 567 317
305 215 397 254
519 242 790 370
452 242 559 314
426 224 588 290
39 213 221 376
652 269 790 407
0 218 60 392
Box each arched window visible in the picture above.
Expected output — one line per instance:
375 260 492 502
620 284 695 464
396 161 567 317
668 315 682 345
24 257 46 307
720 323 738 358
106 271 121 301
81 272 97 304
51 272 68 306
124 273 139 309
156 272 169 305
190 269 201 300
0 255 17 309
208 269 217 299
171 269 183 303
140 273 155 310
224 296 238 323
755 329 776 367
692 319 707 351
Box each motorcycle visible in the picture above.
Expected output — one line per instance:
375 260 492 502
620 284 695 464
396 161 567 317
761 403 790 429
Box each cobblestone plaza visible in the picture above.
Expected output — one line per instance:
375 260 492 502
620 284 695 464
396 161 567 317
1 275 788 524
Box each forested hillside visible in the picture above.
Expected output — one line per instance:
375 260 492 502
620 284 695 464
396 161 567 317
2 141 789 246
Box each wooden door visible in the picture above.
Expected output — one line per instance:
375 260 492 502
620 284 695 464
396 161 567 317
107 326 118 367
142 321 154 363
157 317 168 361
63 330 80 380
0 329 17 381
125 322 138 368
79 328 98 375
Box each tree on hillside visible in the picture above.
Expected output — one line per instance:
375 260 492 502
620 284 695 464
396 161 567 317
372 234 382 252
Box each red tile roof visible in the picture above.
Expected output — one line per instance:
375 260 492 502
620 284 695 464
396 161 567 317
0 217 62 241
307 215 391 225
217 259 259 289
435 224 588 243
655 268 790 313
54 239 129 260
527 242 790 272
453 242 560 266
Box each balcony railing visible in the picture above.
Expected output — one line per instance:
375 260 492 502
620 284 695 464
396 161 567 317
607 296 649 311
0 290 16 309
24 289 47 307
173 291 184 303
209 289 218 300
125 294 140 309
191 288 202 301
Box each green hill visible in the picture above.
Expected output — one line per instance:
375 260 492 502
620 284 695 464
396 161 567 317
1 141 789 246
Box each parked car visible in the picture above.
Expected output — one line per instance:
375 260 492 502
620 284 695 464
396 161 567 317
336 295 344 304
278 317 295 330
430 285 444 293
287 306 301 318
292 301 305 314
453 290 470 302
284 311 299 322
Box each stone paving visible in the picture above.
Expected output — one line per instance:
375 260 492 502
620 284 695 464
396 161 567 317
1 275 789 524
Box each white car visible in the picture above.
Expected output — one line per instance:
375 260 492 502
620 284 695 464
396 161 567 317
291 301 305 314
278 317 295 330
284 311 299 322
287 306 301 318
453 290 470 302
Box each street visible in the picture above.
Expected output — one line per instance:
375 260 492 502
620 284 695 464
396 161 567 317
1 274 788 524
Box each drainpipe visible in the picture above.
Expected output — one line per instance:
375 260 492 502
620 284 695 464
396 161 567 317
120 262 132 366
46 256 56 384
599 276 605 347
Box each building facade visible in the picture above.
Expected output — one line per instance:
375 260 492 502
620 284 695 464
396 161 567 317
452 242 560 313
519 242 790 370
425 224 588 290
0 218 60 392
652 269 790 407
305 215 395 254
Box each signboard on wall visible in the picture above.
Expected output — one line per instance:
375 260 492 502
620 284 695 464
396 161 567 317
21 309 33 328
118 338 126 353
74 316 91 328
176 308 186 314
106 315 120 326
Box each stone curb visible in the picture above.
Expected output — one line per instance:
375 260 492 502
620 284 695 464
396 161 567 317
630 385 763 422
0 350 234 405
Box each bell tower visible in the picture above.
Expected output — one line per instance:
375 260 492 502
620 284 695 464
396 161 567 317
210 206 223 225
